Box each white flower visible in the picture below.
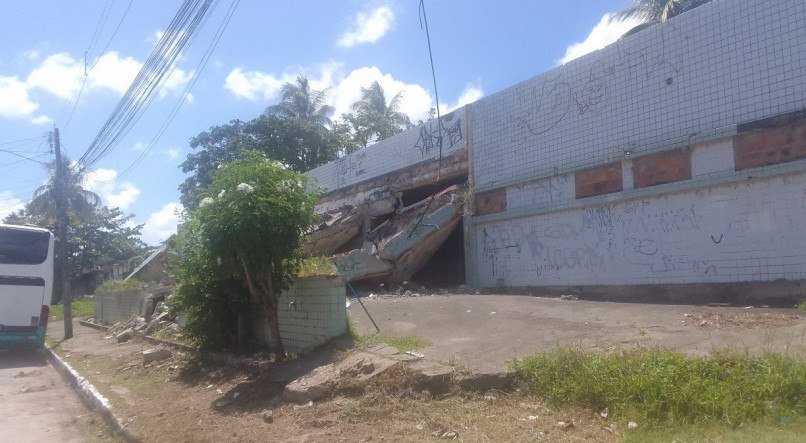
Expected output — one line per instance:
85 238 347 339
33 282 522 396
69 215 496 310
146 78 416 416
236 183 254 194
218 190 226 198
217 164 223 169
199 197 214 208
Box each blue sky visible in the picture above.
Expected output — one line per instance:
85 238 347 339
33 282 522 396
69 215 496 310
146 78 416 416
0 0 641 244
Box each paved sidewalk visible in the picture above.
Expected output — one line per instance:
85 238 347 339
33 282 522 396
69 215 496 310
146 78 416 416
349 294 806 372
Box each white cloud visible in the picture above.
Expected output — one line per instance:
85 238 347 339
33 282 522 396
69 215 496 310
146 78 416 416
330 66 432 122
441 82 484 113
133 142 147 152
223 62 481 125
26 52 83 99
88 52 143 95
559 13 644 65
337 6 395 48
162 148 180 161
0 191 25 221
224 67 285 101
21 51 192 111
0 75 39 118
84 168 141 210
224 61 343 102
141 202 183 245
30 114 53 125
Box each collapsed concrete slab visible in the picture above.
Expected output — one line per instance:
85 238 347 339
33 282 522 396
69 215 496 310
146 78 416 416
331 249 393 282
320 185 464 284
305 205 362 256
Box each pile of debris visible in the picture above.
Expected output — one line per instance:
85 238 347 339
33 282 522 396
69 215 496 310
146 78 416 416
307 184 464 285
105 300 181 343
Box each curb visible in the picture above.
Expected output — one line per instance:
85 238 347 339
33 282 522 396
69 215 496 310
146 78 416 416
46 348 139 442
78 319 109 331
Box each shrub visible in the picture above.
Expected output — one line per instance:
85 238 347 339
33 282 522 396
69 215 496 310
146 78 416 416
509 348 806 427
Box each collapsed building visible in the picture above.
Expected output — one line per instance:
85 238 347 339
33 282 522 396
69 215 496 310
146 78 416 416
306 0 806 302
305 110 469 287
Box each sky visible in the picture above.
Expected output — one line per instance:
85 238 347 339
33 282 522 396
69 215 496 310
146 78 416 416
0 0 642 245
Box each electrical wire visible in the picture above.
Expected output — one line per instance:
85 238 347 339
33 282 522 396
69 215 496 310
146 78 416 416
62 0 136 131
106 0 240 183
78 0 217 169
408 0 445 238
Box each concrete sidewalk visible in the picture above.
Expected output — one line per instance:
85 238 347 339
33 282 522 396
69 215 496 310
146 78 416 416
348 294 806 372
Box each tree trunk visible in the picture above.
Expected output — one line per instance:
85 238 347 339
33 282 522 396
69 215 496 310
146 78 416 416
63 279 73 340
241 258 284 358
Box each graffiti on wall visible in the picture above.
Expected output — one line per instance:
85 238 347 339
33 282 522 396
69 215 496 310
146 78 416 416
414 111 463 157
510 26 686 139
334 151 367 188
479 198 719 285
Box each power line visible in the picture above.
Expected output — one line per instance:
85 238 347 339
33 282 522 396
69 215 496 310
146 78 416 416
78 0 218 169
60 0 136 131
409 0 445 238
108 0 241 182
0 149 50 166
0 134 48 148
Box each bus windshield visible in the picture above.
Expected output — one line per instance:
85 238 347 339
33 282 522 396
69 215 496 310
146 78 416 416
0 226 50 265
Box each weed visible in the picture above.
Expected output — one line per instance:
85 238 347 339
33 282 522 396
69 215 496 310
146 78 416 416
356 332 431 352
50 298 94 320
97 279 141 294
298 256 338 277
508 347 806 428
796 300 806 312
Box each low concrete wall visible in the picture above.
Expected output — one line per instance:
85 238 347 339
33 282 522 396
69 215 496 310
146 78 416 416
255 275 347 354
93 290 145 325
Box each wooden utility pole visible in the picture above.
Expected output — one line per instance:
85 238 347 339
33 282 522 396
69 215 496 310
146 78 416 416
53 127 73 339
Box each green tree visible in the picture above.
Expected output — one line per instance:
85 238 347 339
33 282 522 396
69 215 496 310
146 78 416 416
179 116 342 209
611 0 713 24
169 217 252 349
187 151 318 355
265 75 335 126
29 157 101 225
5 205 147 295
349 80 412 147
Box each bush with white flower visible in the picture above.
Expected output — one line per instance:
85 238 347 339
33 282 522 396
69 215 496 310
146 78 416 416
177 151 319 355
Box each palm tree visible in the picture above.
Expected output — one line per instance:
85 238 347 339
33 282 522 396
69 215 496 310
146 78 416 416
29 157 101 224
350 80 412 147
611 0 713 24
265 75 334 126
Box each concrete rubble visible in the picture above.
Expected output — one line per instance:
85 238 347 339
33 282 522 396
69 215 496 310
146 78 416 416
282 344 516 404
142 347 172 364
103 300 181 343
307 184 465 284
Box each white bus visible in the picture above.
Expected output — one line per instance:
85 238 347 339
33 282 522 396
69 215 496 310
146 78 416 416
0 224 54 349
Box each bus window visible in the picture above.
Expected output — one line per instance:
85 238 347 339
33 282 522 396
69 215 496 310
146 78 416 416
0 227 50 265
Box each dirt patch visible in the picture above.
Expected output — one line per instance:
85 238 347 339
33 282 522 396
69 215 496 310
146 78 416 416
684 310 803 331
51 321 623 442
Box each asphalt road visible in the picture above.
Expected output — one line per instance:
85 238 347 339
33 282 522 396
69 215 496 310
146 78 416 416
349 293 806 372
0 349 95 442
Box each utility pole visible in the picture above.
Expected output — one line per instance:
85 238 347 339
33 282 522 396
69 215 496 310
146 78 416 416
53 127 73 339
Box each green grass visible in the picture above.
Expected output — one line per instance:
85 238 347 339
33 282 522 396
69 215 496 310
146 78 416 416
50 298 94 320
508 348 806 429
356 332 431 353
627 417 806 442
298 256 338 277
796 300 806 312
345 316 431 352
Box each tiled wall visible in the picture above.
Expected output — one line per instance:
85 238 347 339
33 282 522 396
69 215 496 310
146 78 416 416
255 276 347 353
471 0 806 191
307 108 467 192
94 290 146 324
468 0 806 289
